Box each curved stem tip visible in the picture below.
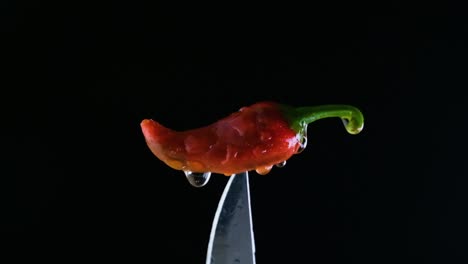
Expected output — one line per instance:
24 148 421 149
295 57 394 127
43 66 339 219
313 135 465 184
283 104 364 135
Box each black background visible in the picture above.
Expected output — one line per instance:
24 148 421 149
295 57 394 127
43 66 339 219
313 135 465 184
3 1 467 263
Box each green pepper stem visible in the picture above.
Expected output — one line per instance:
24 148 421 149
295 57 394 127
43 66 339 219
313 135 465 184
283 104 364 135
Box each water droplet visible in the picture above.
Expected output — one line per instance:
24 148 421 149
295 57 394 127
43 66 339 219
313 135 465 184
184 171 211 187
342 118 349 127
252 146 268 157
255 166 272 175
275 160 287 167
260 131 272 141
296 135 307 153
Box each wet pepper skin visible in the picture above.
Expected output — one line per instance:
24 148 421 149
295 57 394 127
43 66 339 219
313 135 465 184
141 102 300 176
141 101 364 176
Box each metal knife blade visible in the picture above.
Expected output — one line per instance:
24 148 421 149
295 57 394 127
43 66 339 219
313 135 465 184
206 171 256 264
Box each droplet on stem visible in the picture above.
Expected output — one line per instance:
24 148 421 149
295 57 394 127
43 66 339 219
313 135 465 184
296 135 307 153
342 118 349 127
184 171 211 187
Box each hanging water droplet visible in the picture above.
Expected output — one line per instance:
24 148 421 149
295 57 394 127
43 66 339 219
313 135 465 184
184 171 211 187
296 135 308 153
342 118 349 127
255 166 272 175
275 160 287 168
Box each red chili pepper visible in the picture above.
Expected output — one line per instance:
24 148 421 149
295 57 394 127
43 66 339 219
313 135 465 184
141 101 363 176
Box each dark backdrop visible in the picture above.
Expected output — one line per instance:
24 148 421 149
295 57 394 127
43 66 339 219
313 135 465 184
4 1 467 263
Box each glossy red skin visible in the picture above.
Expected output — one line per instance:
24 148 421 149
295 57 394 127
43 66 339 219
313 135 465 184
141 101 300 176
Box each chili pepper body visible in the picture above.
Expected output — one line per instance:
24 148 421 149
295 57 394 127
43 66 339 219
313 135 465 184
141 102 300 176
141 101 364 176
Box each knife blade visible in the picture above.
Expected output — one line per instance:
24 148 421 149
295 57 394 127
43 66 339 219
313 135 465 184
206 171 256 264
